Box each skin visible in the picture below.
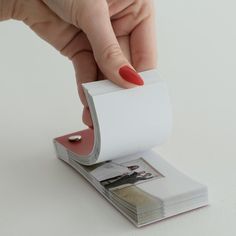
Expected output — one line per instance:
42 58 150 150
0 0 157 127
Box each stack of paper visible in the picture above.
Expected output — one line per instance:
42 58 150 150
56 148 208 227
54 69 208 227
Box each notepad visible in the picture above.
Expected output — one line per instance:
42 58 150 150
53 69 208 227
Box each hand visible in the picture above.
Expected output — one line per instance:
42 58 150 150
0 0 157 127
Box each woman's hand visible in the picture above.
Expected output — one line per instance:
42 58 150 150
0 0 157 127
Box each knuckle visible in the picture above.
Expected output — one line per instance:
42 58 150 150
139 0 153 17
100 43 123 62
132 0 153 19
70 0 83 26
77 0 108 27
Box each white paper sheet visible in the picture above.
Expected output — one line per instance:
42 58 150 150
82 70 172 164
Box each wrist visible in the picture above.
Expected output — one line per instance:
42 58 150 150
0 0 18 21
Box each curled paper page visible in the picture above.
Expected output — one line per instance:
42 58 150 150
54 69 172 165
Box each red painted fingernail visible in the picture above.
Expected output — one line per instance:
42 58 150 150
119 66 144 86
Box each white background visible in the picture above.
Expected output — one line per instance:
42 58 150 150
0 0 236 235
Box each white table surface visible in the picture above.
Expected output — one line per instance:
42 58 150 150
0 1 236 235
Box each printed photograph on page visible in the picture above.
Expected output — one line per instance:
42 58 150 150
83 157 164 190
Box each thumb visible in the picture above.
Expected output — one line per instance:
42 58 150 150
81 4 144 88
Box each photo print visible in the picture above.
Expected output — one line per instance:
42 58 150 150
89 157 164 190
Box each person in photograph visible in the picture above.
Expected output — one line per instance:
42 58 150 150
103 171 153 189
100 169 144 187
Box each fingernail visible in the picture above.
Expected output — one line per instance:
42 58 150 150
119 66 144 86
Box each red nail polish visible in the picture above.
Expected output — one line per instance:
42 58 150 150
119 66 144 86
